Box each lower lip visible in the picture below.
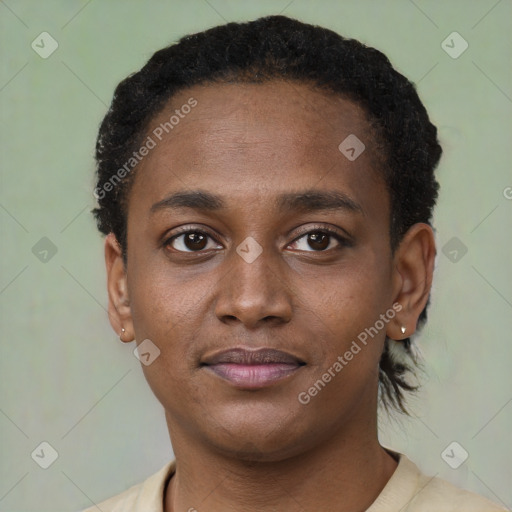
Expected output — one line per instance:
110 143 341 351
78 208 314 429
204 363 302 388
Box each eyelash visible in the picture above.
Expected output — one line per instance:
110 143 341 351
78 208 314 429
163 225 351 254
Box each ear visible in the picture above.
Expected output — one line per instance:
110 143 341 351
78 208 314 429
386 223 436 340
105 233 134 342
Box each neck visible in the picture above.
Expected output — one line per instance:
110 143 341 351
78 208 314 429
164 415 397 512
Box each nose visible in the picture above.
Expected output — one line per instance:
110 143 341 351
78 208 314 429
214 243 293 329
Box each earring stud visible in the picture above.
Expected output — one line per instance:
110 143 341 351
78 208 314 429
400 326 406 334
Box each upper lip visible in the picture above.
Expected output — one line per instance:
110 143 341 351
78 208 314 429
201 347 305 366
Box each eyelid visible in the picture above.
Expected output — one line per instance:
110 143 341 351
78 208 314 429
290 224 352 245
168 224 217 239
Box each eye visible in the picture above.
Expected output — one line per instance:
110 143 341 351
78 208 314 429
163 226 350 254
288 228 349 252
164 229 222 253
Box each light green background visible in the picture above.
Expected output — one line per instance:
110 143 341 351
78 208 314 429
1 1 511 510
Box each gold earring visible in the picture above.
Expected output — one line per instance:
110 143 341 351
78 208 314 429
400 326 406 334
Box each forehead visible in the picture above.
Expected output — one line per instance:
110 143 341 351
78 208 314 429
128 81 386 218
147 81 375 163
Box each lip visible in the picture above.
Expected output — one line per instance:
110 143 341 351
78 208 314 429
201 348 305 389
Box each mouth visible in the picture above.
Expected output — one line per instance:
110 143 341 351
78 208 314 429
200 347 306 389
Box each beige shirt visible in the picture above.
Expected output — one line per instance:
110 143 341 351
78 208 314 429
82 452 506 512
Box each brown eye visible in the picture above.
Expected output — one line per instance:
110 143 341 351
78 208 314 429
306 232 330 251
182 232 208 251
288 229 348 252
165 230 220 253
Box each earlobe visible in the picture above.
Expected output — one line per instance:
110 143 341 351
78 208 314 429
105 233 134 342
387 223 436 340
119 327 131 343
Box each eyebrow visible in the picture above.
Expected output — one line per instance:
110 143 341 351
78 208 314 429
150 189 364 216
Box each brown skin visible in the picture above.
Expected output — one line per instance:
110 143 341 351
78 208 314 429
105 81 436 512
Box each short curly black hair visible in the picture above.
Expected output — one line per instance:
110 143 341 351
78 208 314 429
92 15 442 414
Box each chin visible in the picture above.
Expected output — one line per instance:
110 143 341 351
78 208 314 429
210 435 308 463
201 411 318 463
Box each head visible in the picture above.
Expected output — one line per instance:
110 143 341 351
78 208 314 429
93 15 440 459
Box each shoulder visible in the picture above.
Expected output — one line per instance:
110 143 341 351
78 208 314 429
80 460 175 512
411 472 506 511
368 451 506 512
80 482 142 512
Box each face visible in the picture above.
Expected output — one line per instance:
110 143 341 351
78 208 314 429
110 81 408 461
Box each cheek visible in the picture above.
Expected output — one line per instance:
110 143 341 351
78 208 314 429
311 255 391 331
128 258 211 337
297 268 389 412
301 253 392 385
126 257 225 382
